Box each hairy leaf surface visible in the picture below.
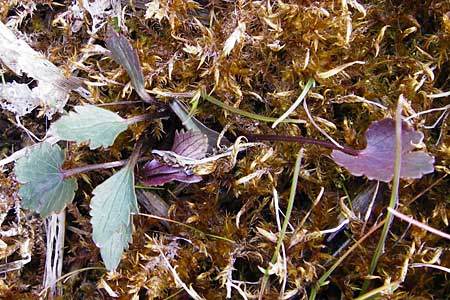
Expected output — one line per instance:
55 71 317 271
90 166 137 271
331 118 435 182
14 142 77 216
50 105 128 149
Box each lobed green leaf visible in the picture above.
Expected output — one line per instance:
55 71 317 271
50 105 128 149
89 166 138 271
14 142 77 217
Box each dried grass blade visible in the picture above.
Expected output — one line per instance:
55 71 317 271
303 99 344 149
427 91 450 98
43 212 65 299
410 263 450 274
155 238 206 300
387 207 450 240
317 61 365 78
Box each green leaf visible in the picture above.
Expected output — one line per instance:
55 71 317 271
90 166 138 271
50 105 128 149
14 142 77 217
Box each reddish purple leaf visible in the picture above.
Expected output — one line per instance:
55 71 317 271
142 130 207 186
144 159 182 177
141 168 202 186
171 130 208 159
331 118 434 182
141 159 202 186
106 27 155 104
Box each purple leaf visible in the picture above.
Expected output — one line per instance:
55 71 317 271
142 130 207 186
142 160 202 186
171 130 208 159
331 118 435 182
105 27 155 104
144 159 183 177
141 169 202 186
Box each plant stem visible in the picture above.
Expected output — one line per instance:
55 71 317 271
124 113 162 125
61 157 151 179
61 160 128 178
245 134 359 156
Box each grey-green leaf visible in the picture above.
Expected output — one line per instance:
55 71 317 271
50 105 128 149
98 223 133 271
90 166 138 271
14 142 77 217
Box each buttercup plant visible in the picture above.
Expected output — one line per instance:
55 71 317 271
13 28 435 271
1 1 447 299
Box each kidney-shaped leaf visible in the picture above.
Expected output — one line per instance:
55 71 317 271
90 166 138 271
14 142 78 217
50 105 128 149
331 118 435 182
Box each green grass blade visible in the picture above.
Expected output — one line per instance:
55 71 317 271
201 93 306 125
308 220 385 300
272 77 315 128
258 149 304 300
360 95 404 295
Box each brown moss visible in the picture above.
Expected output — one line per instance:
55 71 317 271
0 0 449 299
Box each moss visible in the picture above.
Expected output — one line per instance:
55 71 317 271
0 0 449 299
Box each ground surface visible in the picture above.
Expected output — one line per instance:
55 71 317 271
0 0 449 299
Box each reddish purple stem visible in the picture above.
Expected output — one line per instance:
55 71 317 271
245 134 359 156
